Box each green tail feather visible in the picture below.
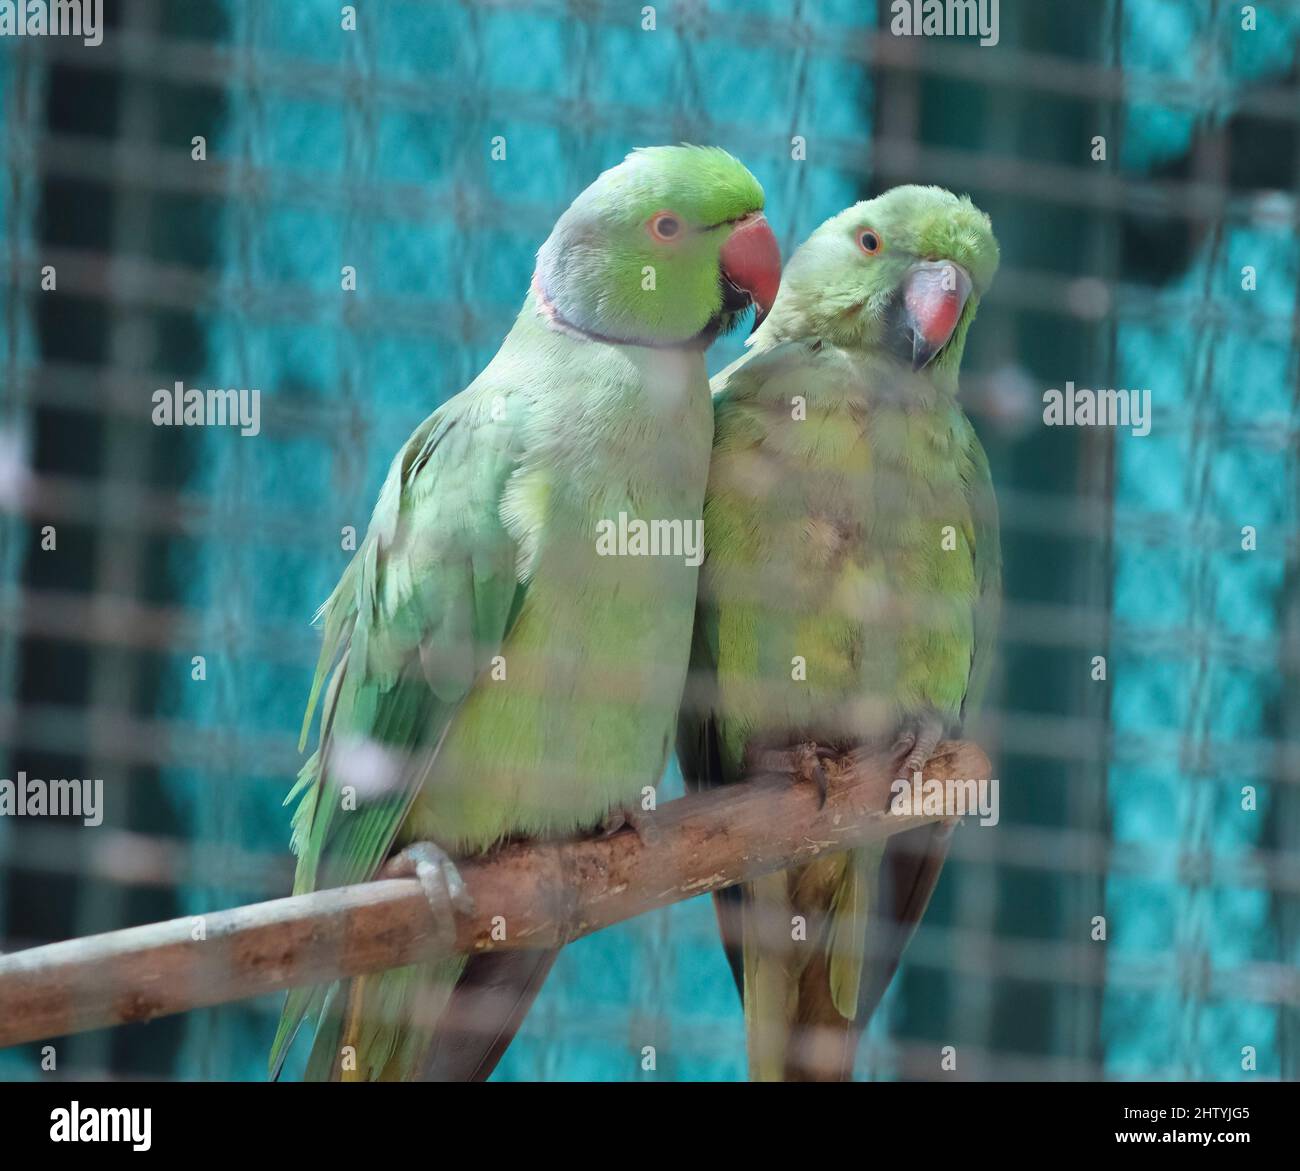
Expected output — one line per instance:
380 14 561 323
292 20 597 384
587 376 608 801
268 981 331 1081
742 872 794 1083
268 751 328 1080
300 982 346 1081
827 845 882 1020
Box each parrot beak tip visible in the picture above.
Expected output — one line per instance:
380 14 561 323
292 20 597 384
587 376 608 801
720 212 781 329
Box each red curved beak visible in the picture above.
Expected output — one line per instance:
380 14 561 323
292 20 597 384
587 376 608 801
720 212 781 325
903 261 972 370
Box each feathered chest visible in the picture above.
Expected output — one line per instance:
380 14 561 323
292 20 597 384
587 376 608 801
705 386 977 613
502 344 714 583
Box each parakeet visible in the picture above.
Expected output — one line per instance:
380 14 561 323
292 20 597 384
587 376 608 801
270 145 780 1082
679 186 1000 1081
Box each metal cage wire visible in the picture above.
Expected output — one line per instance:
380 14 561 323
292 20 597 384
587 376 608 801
0 0 1297 1081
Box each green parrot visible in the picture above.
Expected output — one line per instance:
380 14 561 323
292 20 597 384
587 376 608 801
270 145 780 1082
679 186 1000 1081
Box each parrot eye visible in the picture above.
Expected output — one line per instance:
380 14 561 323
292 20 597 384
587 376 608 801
648 212 682 242
858 229 882 256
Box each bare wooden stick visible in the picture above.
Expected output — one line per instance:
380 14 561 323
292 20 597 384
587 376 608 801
0 740 990 1049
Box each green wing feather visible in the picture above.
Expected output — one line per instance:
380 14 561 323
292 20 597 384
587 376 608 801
269 398 525 1079
960 428 1001 724
677 487 748 1001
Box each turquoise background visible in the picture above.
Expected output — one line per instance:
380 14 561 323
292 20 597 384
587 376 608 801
1 0 1297 1081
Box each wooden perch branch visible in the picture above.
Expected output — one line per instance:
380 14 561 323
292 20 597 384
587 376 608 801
0 740 990 1049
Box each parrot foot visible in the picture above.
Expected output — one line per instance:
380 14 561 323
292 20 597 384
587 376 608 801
892 720 960 833
600 804 661 847
891 712 946 780
751 742 836 808
381 842 475 949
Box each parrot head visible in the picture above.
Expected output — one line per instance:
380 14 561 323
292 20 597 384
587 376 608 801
533 145 781 348
761 185 999 377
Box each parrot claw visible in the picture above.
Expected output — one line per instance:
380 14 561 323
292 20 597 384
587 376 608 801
798 743 832 809
751 742 836 808
382 842 474 950
600 804 661 848
893 720 961 834
891 711 946 779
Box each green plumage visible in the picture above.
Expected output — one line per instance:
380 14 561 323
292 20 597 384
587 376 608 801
680 186 1001 1080
271 146 769 1081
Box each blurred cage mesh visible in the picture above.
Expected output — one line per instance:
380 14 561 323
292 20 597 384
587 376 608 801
0 0 1297 1081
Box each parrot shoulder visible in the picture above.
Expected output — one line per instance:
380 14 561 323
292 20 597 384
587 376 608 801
711 338 865 442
